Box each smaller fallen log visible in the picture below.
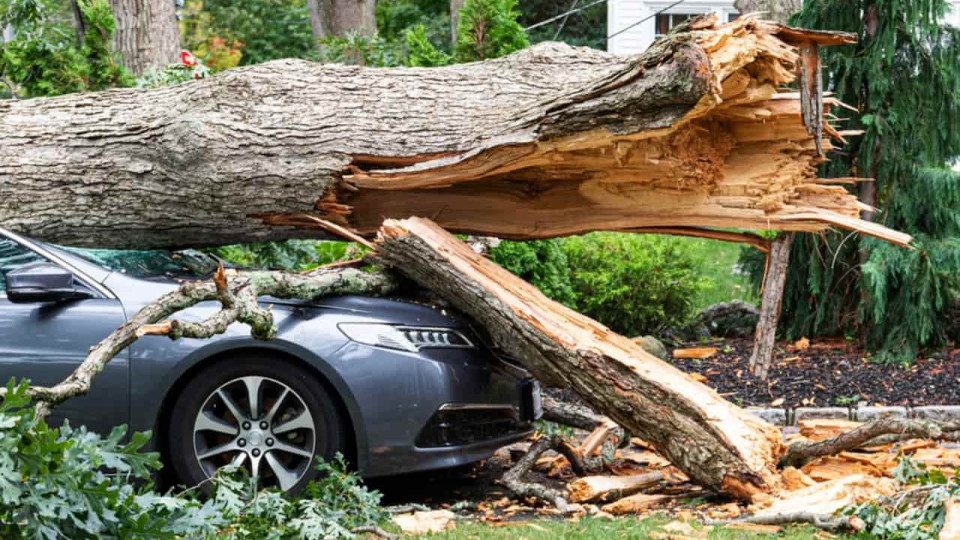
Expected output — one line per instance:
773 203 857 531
568 472 664 503
541 395 606 431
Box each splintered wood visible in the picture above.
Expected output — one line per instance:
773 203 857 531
340 16 909 247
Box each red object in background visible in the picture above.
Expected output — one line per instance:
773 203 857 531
180 50 198 67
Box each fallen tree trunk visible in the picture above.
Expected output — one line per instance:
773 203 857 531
0 16 908 250
377 217 785 500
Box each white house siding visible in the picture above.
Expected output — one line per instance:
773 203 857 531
607 0 739 54
608 0 960 55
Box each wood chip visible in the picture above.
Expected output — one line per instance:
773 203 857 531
600 493 669 515
941 499 960 540
798 419 862 441
673 347 718 359
392 510 456 534
725 522 783 534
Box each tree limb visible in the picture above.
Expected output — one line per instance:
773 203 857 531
15 265 397 418
782 417 960 468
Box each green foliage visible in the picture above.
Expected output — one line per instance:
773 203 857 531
844 456 957 540
0 0 131 98
0 379 211 539
136 50 210 88
210 453 389 540
517 1 607 50
491 234 710 336
490 239 577 308
453 0 528 62
0 379 389 539
315 31 403 67
757 1 960 360
562 233 710 336
405 23 452 66
180 0 315 67
402 0 528 67
213 239 364 271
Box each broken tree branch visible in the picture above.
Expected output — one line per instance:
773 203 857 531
377 217 784 500
782 417 960 468
16 266 397 418
502 435 574 511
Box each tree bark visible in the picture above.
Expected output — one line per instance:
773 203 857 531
732 0 801 24
0 16 909 251
749 233 793 379
377 216 785 501
107 0 180 75
450 0 465 48
308 0 376 45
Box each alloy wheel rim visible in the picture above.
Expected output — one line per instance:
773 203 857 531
193 376 316 491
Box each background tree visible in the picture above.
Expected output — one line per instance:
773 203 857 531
732 0 800 24
0 0 130 98
517 0 606 50
107 0 178 74
307 0 376 46
745 0 960 361
449 0 462 46
179 0 314 67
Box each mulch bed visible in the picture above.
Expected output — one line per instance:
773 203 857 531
670 338 960 408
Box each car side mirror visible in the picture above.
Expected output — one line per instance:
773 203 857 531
5 262 92 304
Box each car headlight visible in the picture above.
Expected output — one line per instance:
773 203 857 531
338 323 475 352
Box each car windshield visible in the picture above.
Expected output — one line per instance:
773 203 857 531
59 247 227 279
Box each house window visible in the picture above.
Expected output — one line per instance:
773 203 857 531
654 13 696 37
654 12 742 38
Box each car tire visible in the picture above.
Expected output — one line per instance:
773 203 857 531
166 353 346 493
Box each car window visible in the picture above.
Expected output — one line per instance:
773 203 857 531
0 238 49 292
60 248 224 279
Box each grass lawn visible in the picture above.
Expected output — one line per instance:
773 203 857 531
670 236 759 311
426 517 851 540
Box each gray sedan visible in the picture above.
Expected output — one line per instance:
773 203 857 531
0 229 538 492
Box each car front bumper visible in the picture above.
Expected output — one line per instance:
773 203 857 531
328 341 539 478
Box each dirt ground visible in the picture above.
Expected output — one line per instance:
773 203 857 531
670 337 960 407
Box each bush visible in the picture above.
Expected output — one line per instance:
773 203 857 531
213 239 365 271
0 380 388 539
491 234 710 336
489 239 577 308
562 233 709 336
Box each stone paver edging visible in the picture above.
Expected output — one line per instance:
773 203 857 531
744 405 960 426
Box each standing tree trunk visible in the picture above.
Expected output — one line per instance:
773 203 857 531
307 0 376 45
733 0 801 24
450 0 465 47
749 233 793 379
0 16 908 251
108 0 180 75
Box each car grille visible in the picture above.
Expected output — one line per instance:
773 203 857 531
415 406 524 448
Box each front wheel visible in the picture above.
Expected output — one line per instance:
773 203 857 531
166 354 346 493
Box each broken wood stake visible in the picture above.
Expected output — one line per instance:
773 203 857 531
749 233 794 379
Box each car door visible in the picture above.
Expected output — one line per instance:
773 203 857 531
0 234 129 433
